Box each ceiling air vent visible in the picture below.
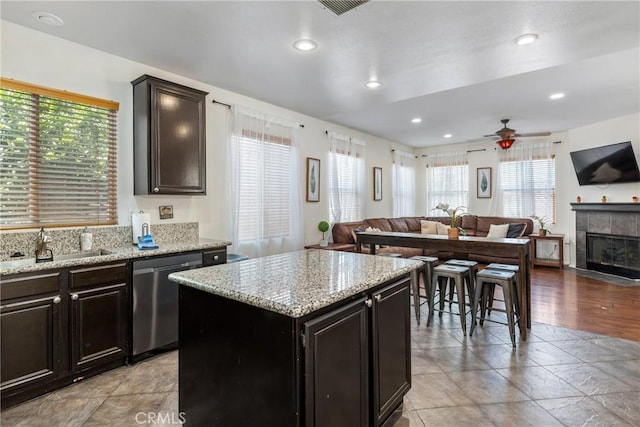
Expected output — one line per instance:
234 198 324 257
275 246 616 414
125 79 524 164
318 0 369 16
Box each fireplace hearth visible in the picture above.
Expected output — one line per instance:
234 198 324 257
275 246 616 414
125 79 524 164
571 203 640 281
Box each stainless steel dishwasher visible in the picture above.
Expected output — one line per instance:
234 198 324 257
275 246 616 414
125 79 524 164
131 252 202 358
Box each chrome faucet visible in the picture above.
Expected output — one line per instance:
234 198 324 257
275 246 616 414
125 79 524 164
35 226 53 262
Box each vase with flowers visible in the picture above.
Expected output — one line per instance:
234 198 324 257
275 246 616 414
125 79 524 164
530 215 550 236
433 203 466 239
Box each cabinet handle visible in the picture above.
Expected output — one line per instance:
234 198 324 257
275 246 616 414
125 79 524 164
71 294 79 301
365 299 372 308
213 255 219 261
53 296 61 304
153 187 160 193
374 295 381 302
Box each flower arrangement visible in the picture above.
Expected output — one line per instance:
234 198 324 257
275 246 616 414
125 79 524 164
530 215 550 234
433 203 466 228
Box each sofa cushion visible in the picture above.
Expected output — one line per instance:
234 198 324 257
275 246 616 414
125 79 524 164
507 223 527 238
460 215 478 236
366 218 392 232
403 217 425 232
487 223 509 238
388 217 409 232
436 223 450 235
420 220 438 234
332 221 369 244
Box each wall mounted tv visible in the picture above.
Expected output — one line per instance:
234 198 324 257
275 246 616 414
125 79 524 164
570 141 640 185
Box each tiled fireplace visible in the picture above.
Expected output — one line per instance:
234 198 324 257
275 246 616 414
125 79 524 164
572 203 640 280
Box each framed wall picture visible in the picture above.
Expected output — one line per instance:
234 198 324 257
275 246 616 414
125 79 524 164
373 167 382 201
306 158 320 202
477 167 492 198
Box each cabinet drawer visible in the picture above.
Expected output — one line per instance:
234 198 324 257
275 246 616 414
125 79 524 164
1 272 61 301
69 263 127 290
202 249 226 266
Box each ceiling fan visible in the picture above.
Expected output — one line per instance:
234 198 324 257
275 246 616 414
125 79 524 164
484 119 551 149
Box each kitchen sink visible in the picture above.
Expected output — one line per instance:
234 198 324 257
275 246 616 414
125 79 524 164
1 249 113 270
56 249 113 260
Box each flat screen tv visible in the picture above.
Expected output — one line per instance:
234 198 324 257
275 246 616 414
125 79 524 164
570 141 640 185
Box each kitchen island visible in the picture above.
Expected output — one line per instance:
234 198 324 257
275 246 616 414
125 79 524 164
169 250 422 427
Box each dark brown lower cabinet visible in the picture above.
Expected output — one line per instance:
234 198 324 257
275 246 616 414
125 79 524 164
179 276 411 426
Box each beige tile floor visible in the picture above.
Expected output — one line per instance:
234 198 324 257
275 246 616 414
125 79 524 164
2 307 639 426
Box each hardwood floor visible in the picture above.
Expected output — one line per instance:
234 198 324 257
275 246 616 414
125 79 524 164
529 267 640 341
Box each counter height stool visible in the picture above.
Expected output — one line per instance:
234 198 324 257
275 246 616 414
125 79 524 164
427 264 472 334
484 263 519 316
445 259 478 309
470 269 519 347
409 256 439 324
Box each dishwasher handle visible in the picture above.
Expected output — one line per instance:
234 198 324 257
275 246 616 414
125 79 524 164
133 260 202 276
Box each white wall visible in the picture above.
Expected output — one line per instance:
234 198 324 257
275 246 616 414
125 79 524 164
1 21 412 246
415 113 640 266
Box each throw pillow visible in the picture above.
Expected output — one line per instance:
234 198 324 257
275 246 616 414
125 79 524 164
420 220 438 235
486 223 509 238
436 222 451 235
507 223 527 238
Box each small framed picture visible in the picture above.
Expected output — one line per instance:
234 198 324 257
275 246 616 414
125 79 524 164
159 205 174 219
373 167 382 201
306 158 320 202
477 167 492 199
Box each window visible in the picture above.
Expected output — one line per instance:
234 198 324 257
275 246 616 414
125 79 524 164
392 150 416 217
229 106 302 258
327 132 365 224
0 79 118 229
425 151 468 214
500 157 556 221
231 130 292 241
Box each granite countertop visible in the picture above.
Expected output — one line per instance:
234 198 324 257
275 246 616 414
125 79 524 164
169 249 423 318
0 238 231 275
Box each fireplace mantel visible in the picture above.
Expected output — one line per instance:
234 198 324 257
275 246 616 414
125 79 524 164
571 203 640 213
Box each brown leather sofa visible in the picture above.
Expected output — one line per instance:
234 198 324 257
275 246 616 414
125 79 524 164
331 215 534 265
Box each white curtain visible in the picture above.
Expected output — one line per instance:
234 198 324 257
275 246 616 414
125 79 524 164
425 151 469 215
327 131 366 224
490 141 555 218
229 105 303 258
392 150 416 217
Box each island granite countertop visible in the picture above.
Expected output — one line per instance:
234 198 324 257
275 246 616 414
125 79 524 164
0 238 231 275
169 249 422 318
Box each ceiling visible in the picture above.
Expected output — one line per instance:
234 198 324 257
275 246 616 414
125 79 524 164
1 1 639 148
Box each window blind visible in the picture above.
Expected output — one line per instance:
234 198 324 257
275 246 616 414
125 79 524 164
426 164 469 213
0 79 118 229
500 157 556 222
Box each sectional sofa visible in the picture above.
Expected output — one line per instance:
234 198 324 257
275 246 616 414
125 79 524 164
331 215 534 265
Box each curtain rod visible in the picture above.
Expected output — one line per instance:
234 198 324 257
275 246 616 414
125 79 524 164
215 100 304 127
421 148 486 157
390 149 418 158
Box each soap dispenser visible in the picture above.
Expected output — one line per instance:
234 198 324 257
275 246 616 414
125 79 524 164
80 227 93 252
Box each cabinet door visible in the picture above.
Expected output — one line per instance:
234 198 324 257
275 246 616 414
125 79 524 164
371 279 411 426
70 282 127 371
304 298 369 427
151 79 206 194
0 294 64 392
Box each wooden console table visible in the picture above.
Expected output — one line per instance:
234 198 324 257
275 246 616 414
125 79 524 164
529 233 564 270
355 231 531 340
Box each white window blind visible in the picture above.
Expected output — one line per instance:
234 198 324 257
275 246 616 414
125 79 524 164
328 132 365 224
231 131 291 241
500 157 556 222
0 79 118 229
425 151 468 214
392 150 416 217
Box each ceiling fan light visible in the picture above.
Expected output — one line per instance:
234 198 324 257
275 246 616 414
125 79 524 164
515 33 538 46
498 139 515 149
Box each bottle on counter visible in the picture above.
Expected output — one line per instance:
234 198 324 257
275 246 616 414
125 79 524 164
80 227 93 251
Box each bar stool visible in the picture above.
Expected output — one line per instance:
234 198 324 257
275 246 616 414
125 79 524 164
484 263 519 316
470 269 519 347
409 256 439 324
445 259 478 309
377 253 402 258
427 264 472 334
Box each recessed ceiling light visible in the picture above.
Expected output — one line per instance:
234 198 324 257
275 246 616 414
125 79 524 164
549 92 565 100
32 11 64 26
514 33 538 46
293 39 317 52
443 134 452 138
411 118 422 124
365 80 382 89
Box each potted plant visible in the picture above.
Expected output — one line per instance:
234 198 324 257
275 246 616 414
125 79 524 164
530 215 550 236
433 203 466 239
318 221 330 247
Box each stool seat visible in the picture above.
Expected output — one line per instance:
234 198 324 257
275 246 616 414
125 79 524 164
445 259 478 268
486 263 519 272
378 253 402 258
428 264 472 334
484 263 520 315
471 269 519 347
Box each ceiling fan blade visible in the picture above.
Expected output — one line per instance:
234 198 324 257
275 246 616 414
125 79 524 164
482 134 498 138
513 132 552 137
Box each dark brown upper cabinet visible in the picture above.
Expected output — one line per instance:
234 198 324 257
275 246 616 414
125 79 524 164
132 75 208 195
